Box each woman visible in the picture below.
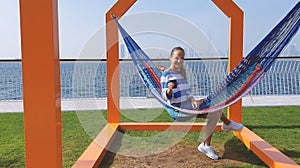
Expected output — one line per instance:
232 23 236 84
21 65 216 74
160 46 243 160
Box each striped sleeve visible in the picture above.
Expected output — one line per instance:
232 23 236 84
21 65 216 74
161 71 172 100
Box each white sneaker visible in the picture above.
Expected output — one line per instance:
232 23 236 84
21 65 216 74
222 120 243 131
197 142 219 160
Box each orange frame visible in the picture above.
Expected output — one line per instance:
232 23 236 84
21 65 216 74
73 1 299 167
20 0 62 167
19 0 299 167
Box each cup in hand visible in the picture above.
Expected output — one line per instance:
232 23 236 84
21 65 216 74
168 77 177 89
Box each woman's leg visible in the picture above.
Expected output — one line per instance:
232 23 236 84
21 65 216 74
204 134 213 146
220 111 244 131
197 110 222 160
220 112 231 125
203 110 222 145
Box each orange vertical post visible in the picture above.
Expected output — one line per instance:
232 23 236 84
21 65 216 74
212 0 244 123
106 0 137 123
19 0 62 167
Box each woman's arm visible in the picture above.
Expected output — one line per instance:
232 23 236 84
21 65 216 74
161 72 173 100
166 82 175 98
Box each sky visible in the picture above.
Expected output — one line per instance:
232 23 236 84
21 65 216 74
1 0 299 59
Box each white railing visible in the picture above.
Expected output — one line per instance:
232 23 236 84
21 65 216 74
0 58 299 101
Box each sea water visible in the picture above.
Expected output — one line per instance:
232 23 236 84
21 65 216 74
0 60 299 101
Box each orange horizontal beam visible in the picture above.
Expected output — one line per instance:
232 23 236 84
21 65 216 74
73 122 222 167
119 122 222 132
74 123 299 168
72 123 119 168
235 127 299 168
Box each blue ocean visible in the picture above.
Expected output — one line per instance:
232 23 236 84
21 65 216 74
0 59 299 101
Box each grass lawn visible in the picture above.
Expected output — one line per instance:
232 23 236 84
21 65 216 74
0 106 299 167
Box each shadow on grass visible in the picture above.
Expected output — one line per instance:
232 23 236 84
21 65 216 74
244 124 300 165
98 130 124 168
246 125 300 129
282 149 300 165
221 138 266 167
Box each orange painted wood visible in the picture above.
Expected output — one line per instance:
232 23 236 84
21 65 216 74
212 0 243 123
72 123 119 168
86 1 298 167
119 122 223 132
19 0 62 167
106 0 137 123
235 127 299 168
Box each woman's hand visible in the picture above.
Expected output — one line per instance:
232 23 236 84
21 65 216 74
167 82 175 98
190 97 198 109
192 100 198 109
191 98 205 109
198 98 204 104
168 82 175 90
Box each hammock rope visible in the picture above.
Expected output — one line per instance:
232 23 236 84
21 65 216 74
111 2 300 119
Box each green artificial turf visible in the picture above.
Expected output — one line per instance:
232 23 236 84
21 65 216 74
0 106 299 167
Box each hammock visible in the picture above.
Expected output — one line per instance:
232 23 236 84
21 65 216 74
112 2 300 119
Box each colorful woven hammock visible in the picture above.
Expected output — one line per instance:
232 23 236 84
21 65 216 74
112 2 300 119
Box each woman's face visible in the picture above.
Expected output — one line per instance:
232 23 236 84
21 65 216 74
170 49 185 70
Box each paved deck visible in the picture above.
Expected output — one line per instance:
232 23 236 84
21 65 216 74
0 95 299 113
